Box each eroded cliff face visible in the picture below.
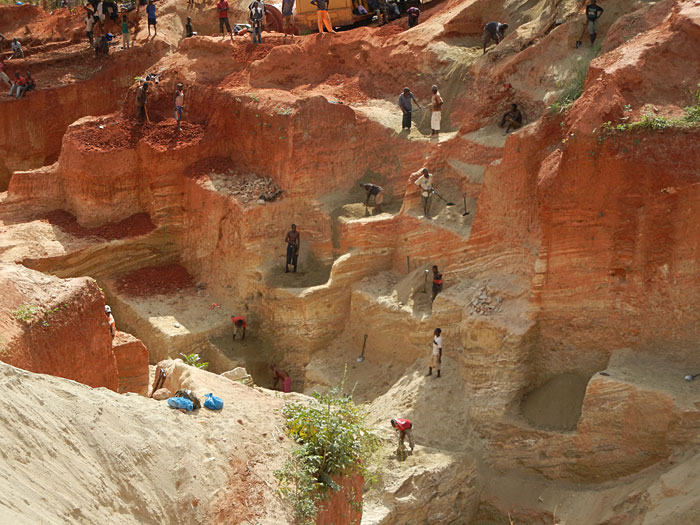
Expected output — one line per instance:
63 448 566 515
1 0 699 523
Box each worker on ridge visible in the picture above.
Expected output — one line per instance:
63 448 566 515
390 418 415 453
231 315 247 342
413 168 433 217
585 0 604 45
430 84 443 137
146 0 157 37
270 364 291 393
249 0 265 44
500 103 523 134
398 87 421 131
431 265 443 302
360 182 384 214
427 327 442 378
105 305 116 338
482 21 508 54
217 0 234 41
173 83 184 131
284 223 300 273
136 81 149 121
282 0 295 41
312 0 336 34
185 17 196 38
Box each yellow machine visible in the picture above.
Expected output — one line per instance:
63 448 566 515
295 0 374 32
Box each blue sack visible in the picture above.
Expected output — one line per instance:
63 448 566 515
167 396 194 411
203 393 223 411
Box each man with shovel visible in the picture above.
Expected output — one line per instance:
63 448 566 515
578 0 604 47
398 87 421 130
413 168 433 217
360 183 384 214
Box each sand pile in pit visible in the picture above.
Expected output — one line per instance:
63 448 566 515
520 373 590 431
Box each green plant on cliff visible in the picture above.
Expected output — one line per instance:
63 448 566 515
548 46 601 114
13 304 40 323
179 353 209 370
275 386 380 524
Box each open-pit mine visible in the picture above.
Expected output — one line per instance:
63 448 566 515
1 0 699 523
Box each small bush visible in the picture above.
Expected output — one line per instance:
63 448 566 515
275 387 380 524
180 353 209 370
13 304 40 323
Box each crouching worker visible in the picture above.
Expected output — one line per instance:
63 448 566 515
231 315 247 342
271 364 291 393
391 418 414 455
360 182 384 214
500 103 522 134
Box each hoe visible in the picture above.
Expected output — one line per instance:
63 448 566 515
357 334 368 363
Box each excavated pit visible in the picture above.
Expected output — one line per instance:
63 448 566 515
520 373 591 431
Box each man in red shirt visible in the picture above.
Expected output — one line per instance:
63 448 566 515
231 315 247 342
217 0 234 41
8 71 26 99
391 418 414 452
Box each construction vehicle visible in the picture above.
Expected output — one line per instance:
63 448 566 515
295 0 374 33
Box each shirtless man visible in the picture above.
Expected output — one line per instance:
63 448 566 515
270 364 291 393
430 85 443 137
500 103 523 134
284 224 300 273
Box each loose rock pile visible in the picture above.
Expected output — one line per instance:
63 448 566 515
469 287 503 316
210 172 281 204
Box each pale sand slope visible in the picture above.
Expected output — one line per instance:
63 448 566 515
0 361 292 524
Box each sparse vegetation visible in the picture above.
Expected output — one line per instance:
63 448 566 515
275 386 380 524
180 353 209 370
13 304 40 323
548 45 602 114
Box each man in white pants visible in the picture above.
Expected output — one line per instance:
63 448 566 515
430 85 443 137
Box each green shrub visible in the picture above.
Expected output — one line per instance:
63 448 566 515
13 304 40 323
180 353 209 370
275 387 380 524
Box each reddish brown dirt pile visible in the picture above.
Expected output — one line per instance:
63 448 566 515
115 264 195 296
141 120 205 151
41 210 156 240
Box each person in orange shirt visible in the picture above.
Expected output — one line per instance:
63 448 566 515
231 315 247 342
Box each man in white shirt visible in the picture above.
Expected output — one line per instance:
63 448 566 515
427 328 442 378
413 168 433 217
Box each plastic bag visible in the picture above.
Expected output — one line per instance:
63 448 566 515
167 396 194 411
203 393 224 411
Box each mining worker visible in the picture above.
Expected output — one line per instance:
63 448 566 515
8 72 26 99
282 0 295 41
249 0 265 44
217 0 234 41
174 83 184 131
500 103 523 134
390 418 415 452
284 223 300 273
11 38 24 59
482 21 508 54
136 81 149 121
413 168 433 217
231 315 247 342
85 11 95 46
146 0 157 37
427 328 442 377
406 5 420 28
105 305 116 338
121 15 131 50
185 17 196 37
431 265 443 302
270 364 291 393
23 71 35 96
585 0 604 45
360 183 384 214
312 0 335 34
430 84 443 137
398 87 421 130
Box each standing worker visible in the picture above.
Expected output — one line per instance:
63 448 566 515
313 0 335 34
585 0 604 45
390 418 415 453
427 328 442 377
430 84 443 137
11 38 24 59
360 183 384 214
406 5 420 28
284 224 300 273
105 305 116 338
146 0 157 37
173 83 184 131
431 265 443 302
231 315 247 342
121 14 131 49
136 81 149 121
281 0 295 41
85 11 95 47
249 0 265 44
413 168 433 217
217 0 234 41
482 21 508 54
398 87 421 130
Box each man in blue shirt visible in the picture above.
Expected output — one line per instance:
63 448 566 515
398 87 421 130
146 0 157 37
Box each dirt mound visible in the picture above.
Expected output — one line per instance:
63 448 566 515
520 373 590 431
41 210 155 240
115 264 195 297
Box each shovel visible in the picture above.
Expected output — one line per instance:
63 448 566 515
462 193 470 216
433 190 455 206
575 21 587 48
684 373 700 381
356 334 368 363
